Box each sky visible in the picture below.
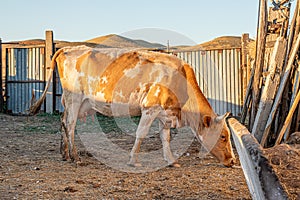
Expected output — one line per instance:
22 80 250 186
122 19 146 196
1 0 260 46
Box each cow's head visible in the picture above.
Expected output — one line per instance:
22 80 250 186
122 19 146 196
197 112 236 167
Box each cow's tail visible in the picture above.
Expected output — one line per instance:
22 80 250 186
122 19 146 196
29 48 64 115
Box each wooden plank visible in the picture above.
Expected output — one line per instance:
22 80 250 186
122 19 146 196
240 61 255 124
228 118 289 200
45 30 54 113
241 33 250 102
283 62 300 141
251 0 268 130
0 38 2 112
252 37 287 144
262 33 300 142
276 89 300 144
1 40 6 112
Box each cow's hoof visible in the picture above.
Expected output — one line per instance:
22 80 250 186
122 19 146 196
170 162 181 168
127 162 142 167
62 155 70 161
76 160 86 166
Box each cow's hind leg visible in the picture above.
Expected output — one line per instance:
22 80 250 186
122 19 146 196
62 102 81 162
128 108 159 167
60 111 69 161
159 122 181 167
66 109 80 162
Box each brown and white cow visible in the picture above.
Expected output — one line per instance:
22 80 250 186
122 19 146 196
30 46 236 167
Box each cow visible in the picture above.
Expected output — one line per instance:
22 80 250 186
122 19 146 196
30 46 236 167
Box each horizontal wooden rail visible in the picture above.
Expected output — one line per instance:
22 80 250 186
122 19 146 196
228 118 288 200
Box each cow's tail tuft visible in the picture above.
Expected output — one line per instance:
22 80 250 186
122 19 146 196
29 48 63 115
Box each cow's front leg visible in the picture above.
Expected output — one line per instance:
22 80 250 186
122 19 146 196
159 122 180 167
128 108 158 167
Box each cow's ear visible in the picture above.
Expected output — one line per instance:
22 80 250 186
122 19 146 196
203 115 212 128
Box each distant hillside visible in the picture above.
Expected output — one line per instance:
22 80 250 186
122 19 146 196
86 34 165 48
180 36 244 51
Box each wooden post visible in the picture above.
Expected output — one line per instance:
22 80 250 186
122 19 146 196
276 89 300 144
45 30 54 113
252 37 287 144
228 118 289 200
241 33 250 101
294 0 300 38
0 38 2 112
285 0 298 59
263 33 300 144
282 61 300 141
240 61 255 124
250 0 268 130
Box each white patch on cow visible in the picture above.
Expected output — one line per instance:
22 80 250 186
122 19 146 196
198 135 203 141
95 91 106 101
123 67 140 79
87 76 100 95
100 76 108 84
141 94 149 106
114 90 125 101
78 72 85 77
154 86 161 97
149 65 166 83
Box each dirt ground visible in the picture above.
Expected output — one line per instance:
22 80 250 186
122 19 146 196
0 113 298 199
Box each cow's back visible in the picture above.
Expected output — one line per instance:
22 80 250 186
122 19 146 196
56 46 189 116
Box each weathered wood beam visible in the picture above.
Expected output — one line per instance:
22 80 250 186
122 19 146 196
228 118 288 200
276 89 300 144
252 37 287 144
240 62 254 124
283 62 300 141
45 30 54 113
250 0 268 131
285 0 298 59
262 33 300 143
0 38 2 112
241 33 250 101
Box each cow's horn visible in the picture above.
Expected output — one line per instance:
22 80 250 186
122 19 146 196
215 112 230 123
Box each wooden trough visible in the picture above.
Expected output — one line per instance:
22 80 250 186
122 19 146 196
228 118 289 200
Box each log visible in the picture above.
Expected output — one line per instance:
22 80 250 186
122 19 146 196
228 118 288 200
285 0 298 60
262 33 300 144
276 89 300 144
283 62 300 141
251 0 268 131
252 37 287 144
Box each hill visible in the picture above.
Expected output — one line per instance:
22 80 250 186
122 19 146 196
86 34 165 48
180 36 243 51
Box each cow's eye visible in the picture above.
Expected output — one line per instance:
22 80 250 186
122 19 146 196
220 135 226 141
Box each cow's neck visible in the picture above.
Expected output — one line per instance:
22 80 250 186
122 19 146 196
181 64 216 132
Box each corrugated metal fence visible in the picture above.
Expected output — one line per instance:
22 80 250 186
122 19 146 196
176 49 243 116
1 40 243 116
6 48 46 114
2 45 64 114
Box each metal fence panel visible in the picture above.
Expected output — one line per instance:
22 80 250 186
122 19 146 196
176 49 242 116
6 48 46 114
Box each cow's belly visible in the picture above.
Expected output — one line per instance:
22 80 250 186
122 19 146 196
77 95 142 118
94 102 142 117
